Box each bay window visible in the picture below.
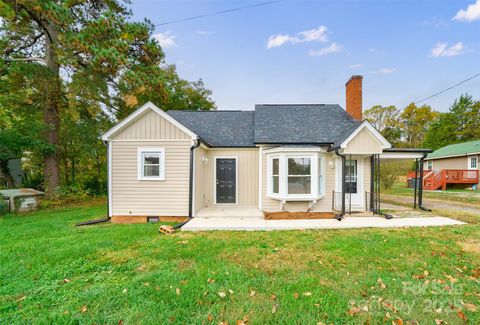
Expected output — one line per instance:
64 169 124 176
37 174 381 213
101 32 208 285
267 150 325 199
288 157 311 194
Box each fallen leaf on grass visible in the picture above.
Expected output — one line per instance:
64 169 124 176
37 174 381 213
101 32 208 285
207 314 213 322
236 320 247 325
175 288 180 295
392 319 403 325
118 320 123 325
177 240 188 245
63 278 70 283
270 294 276 301
81 305 87 313
122 288 128 294
218 292 226 298
249 290 256 297
15 295 26 302
348 307 361 316
228 289 234 294
143 282 150 286
457 310 468 322
136 265 146 271
272 304 277 314
293 293 299 299
461 301 477 312
303 292 312 296
435 320 444 325
446 275 458 283
207 278 215 284
383 302 398 313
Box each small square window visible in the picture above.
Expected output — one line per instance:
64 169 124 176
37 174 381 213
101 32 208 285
138 148 165 180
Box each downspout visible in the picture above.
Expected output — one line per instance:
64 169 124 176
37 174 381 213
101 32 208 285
334 148 346 220
76 140 111 226
418 153 432 212
173 137 201 229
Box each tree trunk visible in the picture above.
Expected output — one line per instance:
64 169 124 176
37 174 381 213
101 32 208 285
43 25 61 196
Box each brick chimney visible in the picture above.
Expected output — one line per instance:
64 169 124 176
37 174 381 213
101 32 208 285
345 75 363 121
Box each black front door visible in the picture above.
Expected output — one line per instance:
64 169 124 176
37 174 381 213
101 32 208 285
216 158 236 204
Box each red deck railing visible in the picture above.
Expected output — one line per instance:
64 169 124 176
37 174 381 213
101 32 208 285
407 169 479 190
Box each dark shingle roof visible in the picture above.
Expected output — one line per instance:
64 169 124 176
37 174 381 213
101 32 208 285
167 105 360 147
167 110 255 147
254 104 360 144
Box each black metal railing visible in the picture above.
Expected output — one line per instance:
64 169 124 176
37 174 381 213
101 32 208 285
332 191 371 215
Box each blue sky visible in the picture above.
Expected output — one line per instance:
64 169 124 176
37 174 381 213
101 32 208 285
130 0 480 112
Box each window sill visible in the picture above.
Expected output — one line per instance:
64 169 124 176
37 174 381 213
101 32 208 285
267 194 325 202
138 177 165 181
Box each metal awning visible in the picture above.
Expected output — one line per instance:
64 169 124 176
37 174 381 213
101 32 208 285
380 148 433 159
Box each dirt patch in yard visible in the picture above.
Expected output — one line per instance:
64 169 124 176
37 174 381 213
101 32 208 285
221 246 317 274
459 240 480 255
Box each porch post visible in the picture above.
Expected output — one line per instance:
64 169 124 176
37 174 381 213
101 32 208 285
341 155 346 215
370 155 374 212
413 158 418 209
419 156 425 207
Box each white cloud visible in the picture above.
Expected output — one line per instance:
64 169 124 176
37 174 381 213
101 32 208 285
308 43 342 56
153 31 176 49
195 30 212 35
349 63 363 69
298 26 328 42
430 42 465 57
375 68 397 74
267 26 329 49
453 0 480 22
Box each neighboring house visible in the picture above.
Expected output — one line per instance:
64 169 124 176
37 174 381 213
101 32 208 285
420 140 480 190
101 76 430 223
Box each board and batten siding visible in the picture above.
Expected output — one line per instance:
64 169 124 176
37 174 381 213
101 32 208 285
113 110 190 141
110 110 193 217
344 128 383 155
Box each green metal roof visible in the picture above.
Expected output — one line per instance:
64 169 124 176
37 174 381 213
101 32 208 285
427 140 480 159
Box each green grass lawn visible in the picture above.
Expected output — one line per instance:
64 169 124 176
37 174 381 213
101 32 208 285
384 182 480 205
1 203 479 324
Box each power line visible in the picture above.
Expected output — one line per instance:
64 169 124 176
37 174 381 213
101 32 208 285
155 0 282 26
414 72 480 104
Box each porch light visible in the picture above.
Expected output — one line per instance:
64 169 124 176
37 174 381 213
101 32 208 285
328 160 335 169
201 156 208 164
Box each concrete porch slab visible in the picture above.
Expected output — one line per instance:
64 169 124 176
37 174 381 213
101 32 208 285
182 216 465 231
196 206 264 219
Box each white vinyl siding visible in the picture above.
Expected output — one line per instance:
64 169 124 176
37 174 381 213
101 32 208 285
112 140 191 216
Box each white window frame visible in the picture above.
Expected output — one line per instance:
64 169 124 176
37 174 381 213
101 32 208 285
468 156 478 170
267 151 325 200
271 156 280 195
137 148 166 181
427 160 433 171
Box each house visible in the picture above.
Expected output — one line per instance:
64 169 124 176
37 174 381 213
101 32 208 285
101 76 431 223
419 140 480 190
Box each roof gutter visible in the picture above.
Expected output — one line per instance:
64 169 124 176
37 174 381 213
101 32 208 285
174 137 201 230
333 148 345 220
